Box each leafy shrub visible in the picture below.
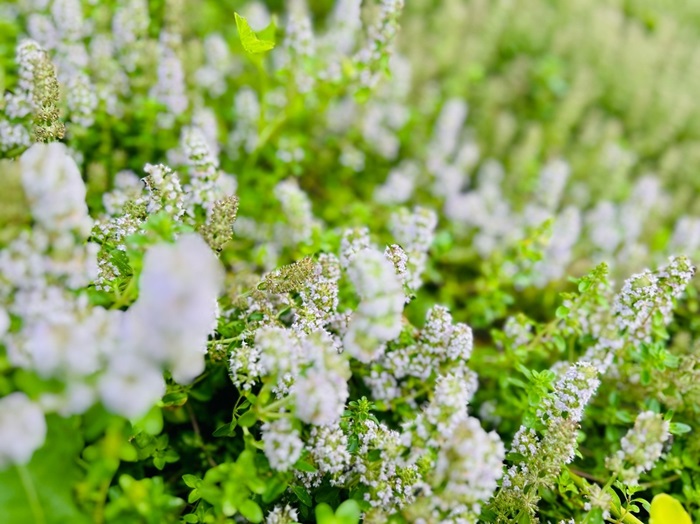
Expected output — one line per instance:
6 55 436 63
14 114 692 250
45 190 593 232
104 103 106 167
0 1 699 523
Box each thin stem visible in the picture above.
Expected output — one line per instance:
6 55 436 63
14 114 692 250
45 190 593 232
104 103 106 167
93 478 111 524
639 474 680 489
569 468 605 484
17 464 45 524
110 276 138 310
186 402 217 468
258 395 293 416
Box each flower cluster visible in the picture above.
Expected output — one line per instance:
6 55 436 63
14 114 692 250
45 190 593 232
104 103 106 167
0 144 223 424
493 362 601 520
605 411 671 484
343 247 405 362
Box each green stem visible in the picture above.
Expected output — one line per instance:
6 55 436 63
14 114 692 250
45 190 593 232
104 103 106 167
93 478 111 524
17 464 45 524
258 395 293 416
110 275 138 310
242 110 289 174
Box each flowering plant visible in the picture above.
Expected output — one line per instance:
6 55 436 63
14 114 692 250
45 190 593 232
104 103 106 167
1 1 700 523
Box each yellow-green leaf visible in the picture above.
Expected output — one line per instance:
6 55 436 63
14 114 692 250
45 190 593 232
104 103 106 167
234 12 275 54
650 494 692 524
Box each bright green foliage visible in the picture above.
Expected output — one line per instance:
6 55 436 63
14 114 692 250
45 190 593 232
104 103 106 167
235 12 276 55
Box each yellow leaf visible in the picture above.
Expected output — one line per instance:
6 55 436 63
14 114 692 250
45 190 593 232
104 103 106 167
650 494 692 524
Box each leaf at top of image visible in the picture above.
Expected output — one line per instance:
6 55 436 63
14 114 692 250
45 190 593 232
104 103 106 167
234 12 275 55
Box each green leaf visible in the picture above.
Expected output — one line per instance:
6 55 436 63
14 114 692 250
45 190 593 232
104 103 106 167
262 477 288 503
133 405 163 435
335 500 362 524
239 499 263 523
213 423 233 437
555 305 569 319
161 392 188 407
315 503 335 524
235 13 275 54
182 474 199 488
292 485 313 507
294 459 318 473
0 416 90 524
237 410 258 428
669 422 692 435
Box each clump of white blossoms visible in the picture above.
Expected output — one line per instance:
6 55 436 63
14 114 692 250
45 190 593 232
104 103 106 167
401 369 503 522
119 233 224 385
292 331 350 425
181 125 223 216
388 206 438 292
274 178 318 246
264 504 300 524
1 143 225 424
613 255 695 343
342 246 405 362
493 362 601 520
582 256 695 374
262 418 304 472
365 304 474 405
605 411 671 484
0 392 47 470
1 144 101 414
431 417 506 520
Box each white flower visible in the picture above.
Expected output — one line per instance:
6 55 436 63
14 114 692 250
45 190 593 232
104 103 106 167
99 352 166 419
265 504 300 524
433 416 505 516
0 307 9 338
339 227 371 269
343 248 404 362
606 411 671 484
262 418 303 471
19 143 92 239
123 233 223 384
293 366 348 426
274 179 317 245
0 393 47 469
388 207 437 291
256 326 301 377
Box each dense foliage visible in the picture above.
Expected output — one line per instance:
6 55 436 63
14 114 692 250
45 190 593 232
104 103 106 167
1 1 699 523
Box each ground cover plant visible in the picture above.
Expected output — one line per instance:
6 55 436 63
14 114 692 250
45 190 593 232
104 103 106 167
1 0 700 523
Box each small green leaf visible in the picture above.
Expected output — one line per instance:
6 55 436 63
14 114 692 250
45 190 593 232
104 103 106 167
292 485 313 507
239 499 263 523
294 459 318 473
669 422 692 435
552 334 566 353
262 477 288 503
161 392 188 407
235 13 275 54
187 489 201 504
315 503 335 524
237 410 258 428
335 500 362 524
213 423 234 437
183 474 199 488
